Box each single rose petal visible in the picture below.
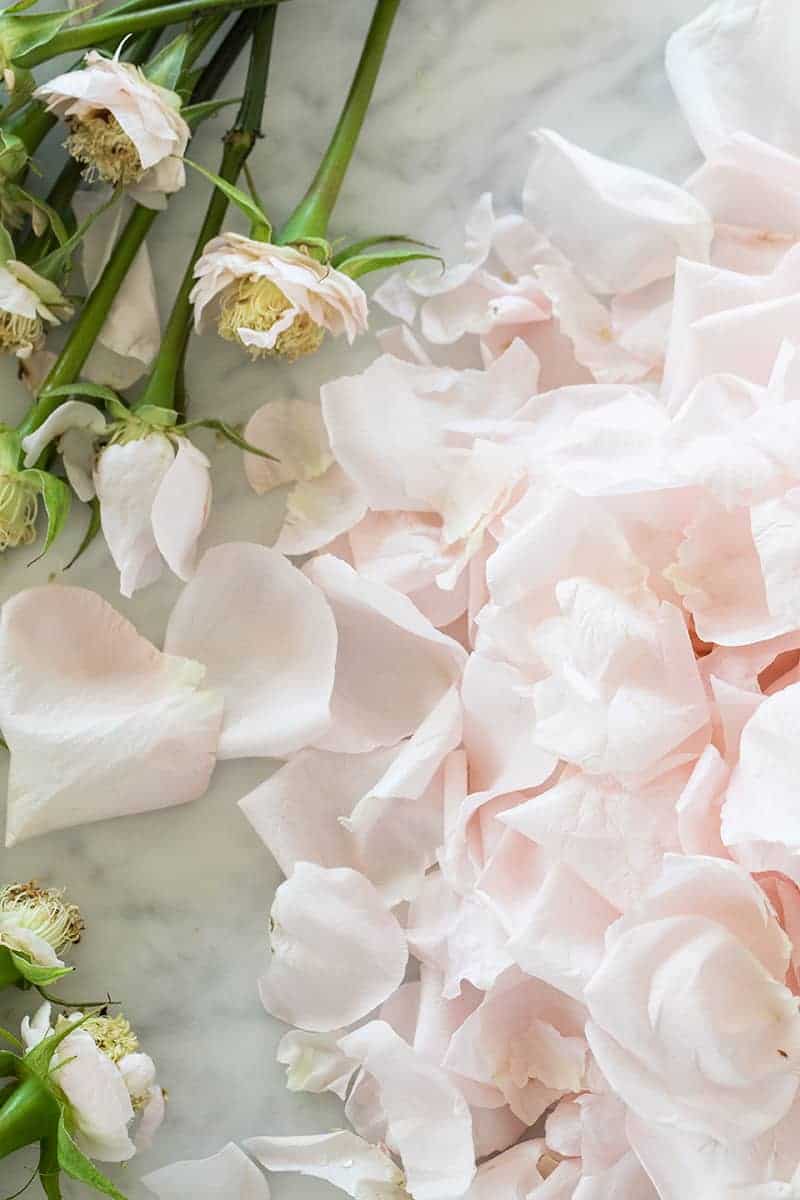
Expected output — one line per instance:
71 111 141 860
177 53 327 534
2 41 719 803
523 128 712 293
243 398 333 494
724 682 800 851
306 555 466 754
260 863 407 1032
143 1143 270 1199
666 0 800 158
338 1020 476 1200
0 586 222 846
150 436 211 582
20 399 106 468
53 1026 135 1162
275 464 367 557
165 542 337 759
246 1131 404 1199
276 1030 358 1098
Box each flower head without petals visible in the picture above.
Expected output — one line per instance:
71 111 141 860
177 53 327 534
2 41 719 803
0 881 83 967
0 472 37 549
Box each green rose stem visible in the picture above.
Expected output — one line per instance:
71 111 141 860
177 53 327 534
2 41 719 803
137 5 276 414
16 13 257 443
278 0 401 245
15 0 284 70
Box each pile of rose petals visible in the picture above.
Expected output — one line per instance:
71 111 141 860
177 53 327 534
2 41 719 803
10 2 800 1197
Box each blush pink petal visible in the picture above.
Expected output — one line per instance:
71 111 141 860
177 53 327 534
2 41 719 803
407 871 514 999
276 1030 358 1098
338 1020 476 1200
666 0 800 158
243 398 333 494
321 342 538 512
461 653 557 796
502 766 685 910
259 863 407 1032
246 1131 404 1198
0 586 222 846
523 129 712 294
165 543 337 759
150 436 211 582
585 855 800 1142
142 1143 270 1200
723 682 800 851
305 555 466 753
276 465 367 557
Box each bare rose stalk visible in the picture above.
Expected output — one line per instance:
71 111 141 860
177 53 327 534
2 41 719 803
188 0 439 364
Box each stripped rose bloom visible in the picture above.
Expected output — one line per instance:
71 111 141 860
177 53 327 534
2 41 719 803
22 1002 165 1161
34 50 190 202
0 881 83 969
0 259 71 357
190 233 369 362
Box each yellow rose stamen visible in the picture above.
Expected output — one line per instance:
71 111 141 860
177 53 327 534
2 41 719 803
66 112 144 187
217 275 325 363
0 881 84 949
0 475 38 551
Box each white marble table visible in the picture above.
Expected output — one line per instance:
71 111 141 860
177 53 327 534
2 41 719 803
0 0 708 1194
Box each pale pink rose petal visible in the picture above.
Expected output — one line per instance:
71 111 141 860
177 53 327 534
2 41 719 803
586 855 800 1142
0 586 222 846
468 1108 528 1163
243 398 333 494
321 342 538 511
461 653 557 796
666 0 800 158
305 555 466 753
143 1143 270 1200
676 744 730 858
688 134 800 274
276 1030 358 1099
242 692 458 906
531 581 709 779
535 264 653 384
246 1131 404 1198
502 766 685 910
407 870 514 999
338 1020 476 1200
377 323 434 364
349 510 468 628
133 1086 165 1152
724 682 800 851
150 436 211 583
259 863 407 1032
165 543 337 759
667 499 790 646
627 1103 800 1200
275 464 367 557
240 744 396 878
461 1142 568 1200
444 968 588 1124
506 860 619 1002
523 128 712 294
94 435 175 597
663 248 800 408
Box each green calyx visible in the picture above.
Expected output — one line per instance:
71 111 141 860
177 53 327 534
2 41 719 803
0 1013 129 1199
0 946 73 993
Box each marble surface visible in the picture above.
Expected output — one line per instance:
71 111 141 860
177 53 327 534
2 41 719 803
0 0 709 1195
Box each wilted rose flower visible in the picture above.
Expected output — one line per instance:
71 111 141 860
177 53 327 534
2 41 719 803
34 49 190 203
190 233 369 362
